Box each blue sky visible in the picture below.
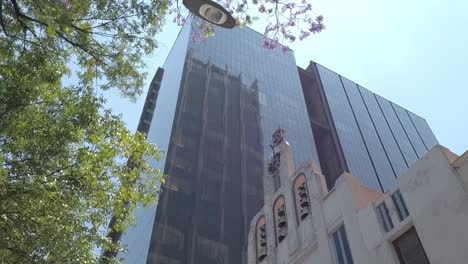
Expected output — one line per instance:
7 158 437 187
105 0 468 155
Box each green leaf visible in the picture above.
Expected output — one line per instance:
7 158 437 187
46 25 56 37
205 31 215 38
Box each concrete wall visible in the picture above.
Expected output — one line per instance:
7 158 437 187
452 151 468 190
398 146 468 264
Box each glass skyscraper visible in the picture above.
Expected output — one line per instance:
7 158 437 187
299 62 438 192
119 18 318 263
119 18 437 263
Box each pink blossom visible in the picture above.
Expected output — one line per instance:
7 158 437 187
263 37 279 49
236 3 245 12
62 0 71 9
192 31 206 44
258 4 266 12
299 31 310 40
168 0 325 49
309 21 325 33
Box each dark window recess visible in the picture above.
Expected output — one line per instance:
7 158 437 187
393 227 430 264
332 225 354 264
377 202 394 232
273 174 281 192
392 190 409 221
298 66 348 190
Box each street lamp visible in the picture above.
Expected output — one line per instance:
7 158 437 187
183 0 236 29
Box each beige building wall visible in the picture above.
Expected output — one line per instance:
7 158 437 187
397 146 468 264
248 136 468 264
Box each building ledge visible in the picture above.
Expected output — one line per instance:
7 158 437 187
288 240 318 264
452 150 468 168
384 216 413 242
436 145 459 164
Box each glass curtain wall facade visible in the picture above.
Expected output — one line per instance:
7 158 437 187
118 21 193 263
299 62 438 192
119 18 320 264
119 18 439 263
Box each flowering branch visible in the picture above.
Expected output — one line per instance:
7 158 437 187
168 0 324 50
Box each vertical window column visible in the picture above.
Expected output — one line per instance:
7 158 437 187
392 190 409 221
377 202 394 232
332 225 354 264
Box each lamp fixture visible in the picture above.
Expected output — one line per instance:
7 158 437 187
183 0 236 29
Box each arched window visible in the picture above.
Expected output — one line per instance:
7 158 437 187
293 174 310 222
273 195 287 243
255 216 267 262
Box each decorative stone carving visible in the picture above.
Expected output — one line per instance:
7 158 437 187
268 152 281 175
258 224 267 261
271 127 286 147
298 182 310 220
276 204 287 242
294 175 311 221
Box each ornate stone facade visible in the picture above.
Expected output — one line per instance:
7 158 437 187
248 134 468 264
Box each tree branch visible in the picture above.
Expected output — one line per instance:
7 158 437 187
8 0 111 67
0 0 11 37
4 247 34 264
10 0 47 27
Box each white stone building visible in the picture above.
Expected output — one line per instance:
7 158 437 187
247 130 468 264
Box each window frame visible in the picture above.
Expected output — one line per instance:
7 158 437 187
331 225 354 264
292 173 311 225
272 195 287 245
376 202 394 232
391 190 409 221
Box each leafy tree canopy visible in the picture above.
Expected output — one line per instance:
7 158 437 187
0 0 165 263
